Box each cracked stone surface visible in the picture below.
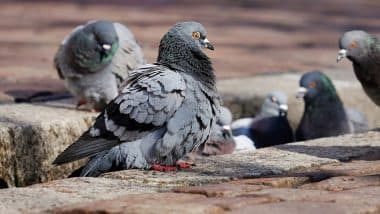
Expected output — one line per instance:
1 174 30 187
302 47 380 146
0 104 96 187
0 132 380 213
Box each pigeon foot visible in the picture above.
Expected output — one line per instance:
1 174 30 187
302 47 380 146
175 161 193 168
76 99 87 108
150 164 177 172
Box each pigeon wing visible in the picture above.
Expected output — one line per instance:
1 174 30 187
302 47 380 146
53 64 186 164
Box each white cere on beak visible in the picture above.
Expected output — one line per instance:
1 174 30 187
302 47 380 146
336 49 347 62
222 125 231 131
296 87 308 99
204 38 210 43
279 104 288 112
102 44 111 50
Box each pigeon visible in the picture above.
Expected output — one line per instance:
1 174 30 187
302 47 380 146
295 71 352 141
53 21 220 177
337 30 380 106
231 91 294 148
54 20 146 111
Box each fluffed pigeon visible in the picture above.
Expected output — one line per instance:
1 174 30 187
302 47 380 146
54 20 145 111
337 30 380 106
295 71 352 141
53 21 220 176
231 91 294 148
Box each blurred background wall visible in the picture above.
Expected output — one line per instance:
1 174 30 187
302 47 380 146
0 0 378 99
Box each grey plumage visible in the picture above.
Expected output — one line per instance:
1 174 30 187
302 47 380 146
337 30 380 106
54 20 145 110
53 21 220 177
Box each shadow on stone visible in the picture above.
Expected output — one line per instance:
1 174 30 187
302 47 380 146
276 144 380 162
0 179 8 189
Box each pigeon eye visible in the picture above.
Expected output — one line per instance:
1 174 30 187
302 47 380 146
350 41 357 49
271 96 277 103
309 81 317 89
192 32 201 40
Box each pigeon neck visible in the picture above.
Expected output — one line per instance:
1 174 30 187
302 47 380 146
352 45 379 86
157 34 216 89
306 93 344 113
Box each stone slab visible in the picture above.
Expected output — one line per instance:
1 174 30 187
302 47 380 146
300 175 380 191
54 193 224 214
0 104 96 187
0 131 379 212
0 177 161 214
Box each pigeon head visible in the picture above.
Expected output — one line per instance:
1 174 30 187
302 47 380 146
296 71 337 103
337 30 372 63
157 21 215 87
67 20 119 71
261 91 288 117
163 21 214 51
176 21 213 50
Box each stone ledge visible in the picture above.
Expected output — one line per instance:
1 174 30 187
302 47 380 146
0 104 96 187
53 159 380 214
0 131 380 213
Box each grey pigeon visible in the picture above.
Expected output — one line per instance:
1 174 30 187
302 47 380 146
295 71 352 141
231 91 294 148
337 30 380 106
53 21 220 176
54 20 145 111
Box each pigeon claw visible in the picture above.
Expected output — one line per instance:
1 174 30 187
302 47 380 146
76 99 87 108
175 161 193 169
150 164 177 172
93 107 102 112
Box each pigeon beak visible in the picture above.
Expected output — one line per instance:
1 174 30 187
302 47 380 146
102 44 111 50
278 104 288 116
336 49 347 62
222 125 232 138
202 38 214 51
222 125 231 131
296 87 308 99
279 104 288 112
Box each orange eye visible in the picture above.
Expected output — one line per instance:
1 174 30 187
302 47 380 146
350 41 357 48
309 81 317 89
192 31 201 40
